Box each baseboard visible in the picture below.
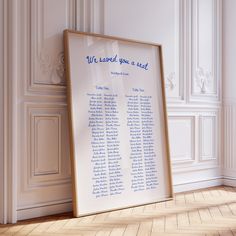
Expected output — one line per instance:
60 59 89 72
173 177 223 193
17 201 72 221
223 177 236 187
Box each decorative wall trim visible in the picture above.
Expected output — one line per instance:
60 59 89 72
29 0 76 93
223 177 236 188
17 103 71 211
76 0 104 34
0 0 4 224
33 115 61 176
193 0 215 95
2 0 18 224
165 0 185 102
168 110 220 172
17 201 72 221
195 67 213 94
168 116 195 164
165 72 176 91
223 103 236 172
199 115 217 161
174 177 222 193
173 164 220 174
38 51 65 85
190 0 221 102
24 103 71 190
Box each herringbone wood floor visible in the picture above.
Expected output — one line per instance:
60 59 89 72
2 186 236 236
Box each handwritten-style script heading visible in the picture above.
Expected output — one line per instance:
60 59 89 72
86 55 149 71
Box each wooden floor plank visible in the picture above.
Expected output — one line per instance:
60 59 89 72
177 212 189 227
137 221 152 236
123 223 139 236
152 217 165 233
219 205 234 218
209 206 222 219
109 226 126 236
184 192 195 203
165 215 177 232
188 210 202 225
198 208 213 222
95 229 111 236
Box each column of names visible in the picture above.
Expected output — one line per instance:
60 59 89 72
88 93 108 198
140 95 158 190
104 94 124 196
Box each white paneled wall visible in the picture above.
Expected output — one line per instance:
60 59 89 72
191 0 221 100
104 0 222 189
16 0 74 221
223 0 236 186
0 0 4 224
0 0 223 223
223 104 236 180
104 0 184 102
168 116 195 163
30 0 74 89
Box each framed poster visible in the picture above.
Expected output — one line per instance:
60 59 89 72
64 30 173 217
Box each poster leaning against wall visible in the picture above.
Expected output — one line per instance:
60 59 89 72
64 30 173 217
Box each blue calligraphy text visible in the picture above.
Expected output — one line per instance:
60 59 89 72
85 55 149 71
86 56 98 64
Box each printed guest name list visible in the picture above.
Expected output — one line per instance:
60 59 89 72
83 52 160 200
87 84 158 198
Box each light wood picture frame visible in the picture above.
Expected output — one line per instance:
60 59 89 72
64 30 173 217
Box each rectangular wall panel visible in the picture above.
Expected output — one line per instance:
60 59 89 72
191 0 220 99
168 116 195 163
30 0 75 89
16 0 75 221
200 116 216 160
223 104 236 171
25 104 71 188
33 115 61 176
17 103 72 210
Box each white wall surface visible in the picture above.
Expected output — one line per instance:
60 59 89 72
0 0 4 224
1 0 223 223
222 0 236 184
223 0 236 102
104 0 222 190
15 0 74 221
104 0 178 98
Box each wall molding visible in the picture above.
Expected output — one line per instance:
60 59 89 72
223 177 236 188
173 163 220 174
17 201 72 221
1 0 18 224
189 0 221 103
165 0 186 103
223 102 236 172
25 104 71 189
199 115 217 161
76 0 104 34
174 177 222 193
29 0 76 94
168 116 195 164
33 115 61 176
0 0 4 225
168 109 220 169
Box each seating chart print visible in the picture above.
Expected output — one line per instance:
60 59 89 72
64 30 173 217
